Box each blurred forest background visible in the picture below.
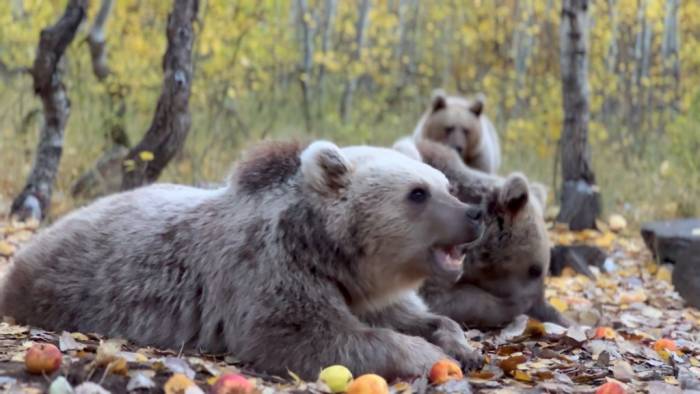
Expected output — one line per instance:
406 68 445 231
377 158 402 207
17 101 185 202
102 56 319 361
0 0 698 223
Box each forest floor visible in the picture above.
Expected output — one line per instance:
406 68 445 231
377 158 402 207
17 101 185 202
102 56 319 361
0 213 699 394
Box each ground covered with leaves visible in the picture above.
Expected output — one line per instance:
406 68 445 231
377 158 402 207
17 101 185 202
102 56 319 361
0 216 699 394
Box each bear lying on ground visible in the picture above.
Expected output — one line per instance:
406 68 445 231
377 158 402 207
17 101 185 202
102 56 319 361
413 89 501 174
0 140 486 380
394 137 568 328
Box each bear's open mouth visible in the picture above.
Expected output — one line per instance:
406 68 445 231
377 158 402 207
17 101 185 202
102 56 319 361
430 244 465 272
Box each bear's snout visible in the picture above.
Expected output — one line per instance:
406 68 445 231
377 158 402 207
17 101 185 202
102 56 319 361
465 206 482 222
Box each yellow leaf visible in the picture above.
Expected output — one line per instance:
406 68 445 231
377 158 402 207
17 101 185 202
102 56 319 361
108 357 129 376
618 289 648 304
549 297 568 313
513 370 532 382
139 151 155 162
164 373 197 394
594 232 617 249
70 332 89 341
123 159 136 172
656 266 672 283
608 214 627 232
288 370 302 384
0 241 15 257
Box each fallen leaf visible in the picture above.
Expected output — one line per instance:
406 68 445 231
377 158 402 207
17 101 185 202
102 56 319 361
612 360 635 382
74 382 110 394
59 331 85 352
549 297 568 313
513 370 532 382
161 357 196 380
609 215 627 232
164 373 200 394
499 355 527 374
0 241 15 256
524 318 546 337
565 325 588 342
95 339 123 366
543 322 567 336
655 265 672 283
126 371 156 391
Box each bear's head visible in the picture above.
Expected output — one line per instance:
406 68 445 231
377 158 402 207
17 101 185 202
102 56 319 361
299 141 485 306
464 174 551 298
416 89 486 163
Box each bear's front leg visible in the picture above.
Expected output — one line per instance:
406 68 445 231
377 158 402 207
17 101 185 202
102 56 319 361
359 292 482 370
239 292 452 381
527 293 573 327
422 282 531 329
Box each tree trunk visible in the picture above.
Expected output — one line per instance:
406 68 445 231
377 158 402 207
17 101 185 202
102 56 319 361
87 0 112 81
557 0 601 231
296 0 314 132
661 0 680 114
121 0 199 191
339 0 371 122
10 0 88 221
316 0 336 113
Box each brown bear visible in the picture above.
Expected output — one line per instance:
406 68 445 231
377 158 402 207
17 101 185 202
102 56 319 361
413 90 501 174
0 140 486 380
393 137 568 328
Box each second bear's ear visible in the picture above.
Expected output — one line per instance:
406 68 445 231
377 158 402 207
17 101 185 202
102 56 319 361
431 89 447 112
301 141 352 195
529 182 548 211
469 93 486 116
499 173 529 216
392 137 423 162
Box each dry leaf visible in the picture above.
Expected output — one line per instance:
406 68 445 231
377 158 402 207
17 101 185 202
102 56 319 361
549 297 568 313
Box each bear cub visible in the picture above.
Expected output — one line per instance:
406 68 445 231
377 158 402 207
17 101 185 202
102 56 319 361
413 89 501 174
394 138 568 328
0 140 486 380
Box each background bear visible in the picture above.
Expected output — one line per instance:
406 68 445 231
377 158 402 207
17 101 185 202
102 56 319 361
0 140 485 380
413 89 502 174
394 137 568 328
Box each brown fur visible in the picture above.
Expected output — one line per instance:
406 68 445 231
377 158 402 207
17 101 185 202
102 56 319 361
1 140 485 380
233 140 306 193
394 138 568 328
413 90 501 174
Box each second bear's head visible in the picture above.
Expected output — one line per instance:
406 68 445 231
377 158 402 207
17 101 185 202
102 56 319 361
416 89 486 163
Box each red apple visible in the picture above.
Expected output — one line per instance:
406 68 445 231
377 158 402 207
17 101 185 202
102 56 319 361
25 343 62 374
210 373 254 394
429 359 463 385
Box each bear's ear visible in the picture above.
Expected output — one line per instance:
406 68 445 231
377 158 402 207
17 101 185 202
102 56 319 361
469 93 486 116
300 140 352 195
499 173 529 216
430 89 448 113
392 137 423 162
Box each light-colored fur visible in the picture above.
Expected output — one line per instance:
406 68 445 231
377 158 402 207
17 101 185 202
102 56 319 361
413 90 501 174
0 140 484 380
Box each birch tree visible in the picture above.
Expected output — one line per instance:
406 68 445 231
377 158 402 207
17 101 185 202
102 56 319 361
10 0 88 221
557 0 601 230
121 0 199 190
339 0 371 122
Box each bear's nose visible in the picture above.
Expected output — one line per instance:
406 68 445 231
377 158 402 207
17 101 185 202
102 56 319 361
465 206 483 221
454 146 463 154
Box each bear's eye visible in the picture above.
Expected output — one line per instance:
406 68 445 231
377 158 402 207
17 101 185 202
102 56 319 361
444 126 455 134
408 187 430 204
